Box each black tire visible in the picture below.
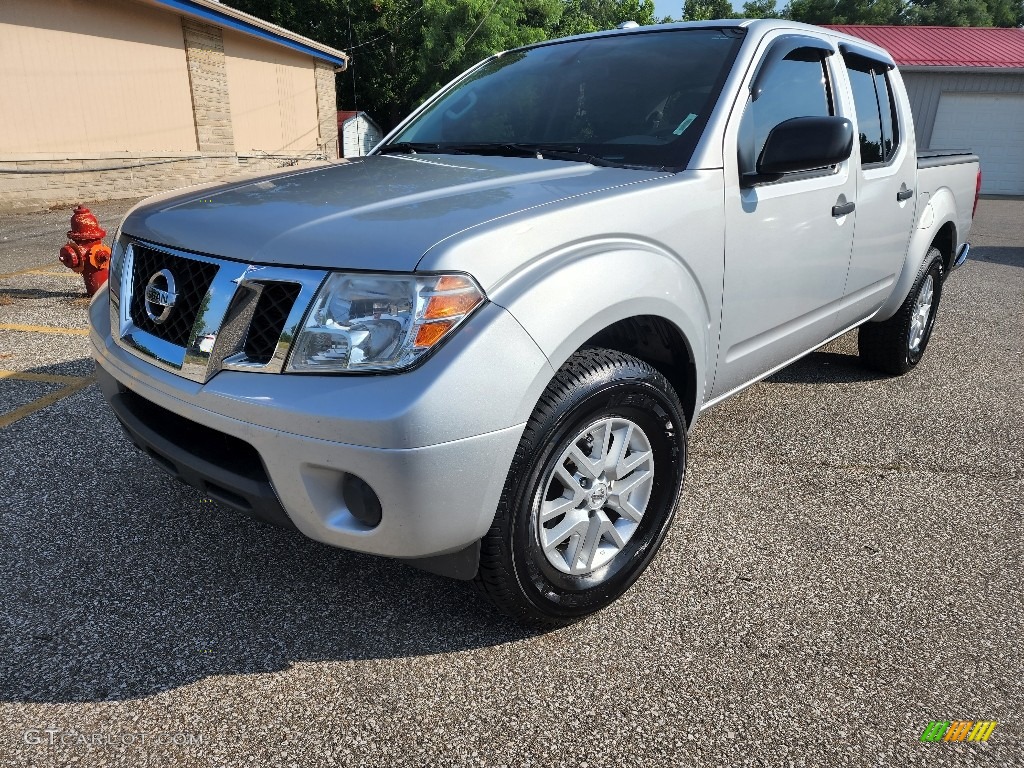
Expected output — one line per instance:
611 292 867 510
474 348 687 626
859 248 944 376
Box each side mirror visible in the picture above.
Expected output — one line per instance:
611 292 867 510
747 116 853 185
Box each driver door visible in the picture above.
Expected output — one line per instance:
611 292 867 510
711 36 857 400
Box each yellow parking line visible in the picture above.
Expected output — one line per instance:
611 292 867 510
0 265 56 282
26 269 81 279
0 376 93 429
0 265 81 280
0 323 90 336
0 369 92 385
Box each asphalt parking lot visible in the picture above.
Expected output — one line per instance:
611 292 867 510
1 197 1021 767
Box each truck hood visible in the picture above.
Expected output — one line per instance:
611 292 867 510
121 155 668 271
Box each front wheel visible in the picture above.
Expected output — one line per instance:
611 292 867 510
859 248 944 375
474 348 687 626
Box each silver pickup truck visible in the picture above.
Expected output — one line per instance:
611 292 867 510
91 19 980 625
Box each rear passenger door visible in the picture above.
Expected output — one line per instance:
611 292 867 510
834 44 918 328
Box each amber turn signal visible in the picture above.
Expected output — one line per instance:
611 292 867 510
414 320 455 348
424 292 481 319
434 275 475 292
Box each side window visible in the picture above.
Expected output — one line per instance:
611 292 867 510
875 70 899 161
847 65 884 164
844 58 900 166
738 50 833 176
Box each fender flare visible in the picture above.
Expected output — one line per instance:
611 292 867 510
874 185 958 321
488 239 711 421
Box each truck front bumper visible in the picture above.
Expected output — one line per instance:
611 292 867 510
90 291 552 573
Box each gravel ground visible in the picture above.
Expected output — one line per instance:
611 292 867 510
0 198 1021 767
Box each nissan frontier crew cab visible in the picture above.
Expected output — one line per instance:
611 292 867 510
91 20 981 625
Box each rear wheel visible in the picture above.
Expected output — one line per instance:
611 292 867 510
474 348 687 626
859 248 944 375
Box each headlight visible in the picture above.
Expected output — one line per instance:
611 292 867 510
286 272 485 373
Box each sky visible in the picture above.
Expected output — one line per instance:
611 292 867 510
653 0 680 17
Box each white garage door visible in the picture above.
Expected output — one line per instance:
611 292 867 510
930 92 1024 195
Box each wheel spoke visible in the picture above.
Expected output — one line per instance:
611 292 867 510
577 514 607 570
542 515 586 553
920 280 933 305
612 467 651 499
539 492 579 524
615 448 652 479
604 523 627 549
564 527 587 568
567 444 600 481
608 469 652 522
593 420 613 465
608 493 645 523
605 423 633 476
554 463 582 492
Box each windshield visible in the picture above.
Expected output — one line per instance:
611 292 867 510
387 29 744 170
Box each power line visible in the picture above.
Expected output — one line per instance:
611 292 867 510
346 0 358 108
442 0 502 67
347 31 389 50
345 2 426 53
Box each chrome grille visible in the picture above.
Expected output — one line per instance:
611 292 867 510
243 282 302 364
109 238 326 383
128 245 218 348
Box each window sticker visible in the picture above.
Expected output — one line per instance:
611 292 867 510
673 113 698 135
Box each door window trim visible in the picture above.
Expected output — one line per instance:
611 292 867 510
738 40 843 187
842 52 902 169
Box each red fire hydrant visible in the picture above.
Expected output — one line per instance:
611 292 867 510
59 206 111 297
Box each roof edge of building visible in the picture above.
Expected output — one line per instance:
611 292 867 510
899 65 1024 74
339 111 382 133
825 24 1023 30
145 0 348 68
822 24 1024 69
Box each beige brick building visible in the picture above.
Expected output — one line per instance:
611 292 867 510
0 0 347 210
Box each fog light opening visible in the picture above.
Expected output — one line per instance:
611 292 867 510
342 474 383 528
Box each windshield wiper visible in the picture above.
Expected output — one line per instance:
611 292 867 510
379 141 647 169
508 143 629 168
437 142 629 168
377 142 469 155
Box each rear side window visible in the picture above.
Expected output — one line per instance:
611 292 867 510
875 71 899 159
738 50 834 176
844 58 900 165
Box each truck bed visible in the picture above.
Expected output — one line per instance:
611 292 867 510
915 150 981 270
917 149 980 169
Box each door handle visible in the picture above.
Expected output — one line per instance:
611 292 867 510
897 186 914 201
832 199 856 217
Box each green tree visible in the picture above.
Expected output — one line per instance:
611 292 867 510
224 0 1024 140
784 0 904 24
419 0 563 101
229 0 562 131
553 0 661 36
906 0 1023 25
741 0 782 16
781 0 1023 26
231 0 681 131
682 0 736 19
987 0 1024 25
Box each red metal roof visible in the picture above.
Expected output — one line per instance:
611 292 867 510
337 110 360 127
825 25 1024 68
